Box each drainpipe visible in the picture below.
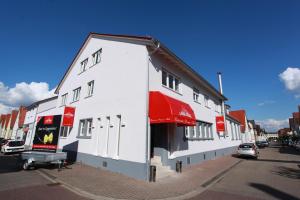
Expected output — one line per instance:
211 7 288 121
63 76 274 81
217 72 227 136
145 40 160 180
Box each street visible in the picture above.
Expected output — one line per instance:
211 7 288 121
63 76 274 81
189 143 300 200
0 143 299 200
0 154 87 200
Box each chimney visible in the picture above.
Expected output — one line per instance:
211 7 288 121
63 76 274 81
217 72 227 135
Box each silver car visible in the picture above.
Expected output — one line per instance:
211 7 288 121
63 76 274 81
237 143 259 159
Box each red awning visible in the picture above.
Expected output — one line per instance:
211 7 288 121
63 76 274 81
149 91 196 126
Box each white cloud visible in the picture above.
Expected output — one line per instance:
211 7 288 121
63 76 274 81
0 82 56 114
256 118 289 132
279 67 300 98
258 100 275 106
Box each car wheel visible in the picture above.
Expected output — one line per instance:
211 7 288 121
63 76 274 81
23 160 29 170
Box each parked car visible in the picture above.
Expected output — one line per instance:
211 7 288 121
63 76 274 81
0 138 7 149
255 141 265 148
1 140 25 154
237 143 259 159
256 140 269 148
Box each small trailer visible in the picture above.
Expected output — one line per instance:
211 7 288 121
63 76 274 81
21 151 67 170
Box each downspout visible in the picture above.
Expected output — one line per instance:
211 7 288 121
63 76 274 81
217 72 227 137
145 40 160 180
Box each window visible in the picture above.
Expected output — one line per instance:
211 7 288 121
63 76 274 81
185 121 213 140
60 126 70 137
92 49 102 65
193 88 200 103
215 102 219 112
161 70 180 92
80 58 88 73
204 95 209 108
61 93 68 106
87 81 94 97
72 87 81 102
78 118 93 138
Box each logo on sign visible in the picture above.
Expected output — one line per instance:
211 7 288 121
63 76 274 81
44 116 54 125
179 108 192 118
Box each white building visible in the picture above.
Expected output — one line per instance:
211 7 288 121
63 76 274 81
27 33 241 181
24 96 58 148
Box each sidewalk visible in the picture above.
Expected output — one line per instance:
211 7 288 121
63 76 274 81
38 155 241 200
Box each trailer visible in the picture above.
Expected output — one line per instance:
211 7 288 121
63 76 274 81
21 151 67 170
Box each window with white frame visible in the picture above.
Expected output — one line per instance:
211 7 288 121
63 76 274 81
215 102 219 112
161 70 180 92
80 58 88 73
61 93 68 106
92 49 102 65
60 126 70 137
204 95 210 108
72 87 81 102
193 88 200 103
78 118 93 138
185 121 213 140
87 81 94 97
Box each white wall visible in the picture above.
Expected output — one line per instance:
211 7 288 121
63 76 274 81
149 54 241 158
56 36 149 163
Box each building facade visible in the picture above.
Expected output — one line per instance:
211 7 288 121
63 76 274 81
23 33 242 181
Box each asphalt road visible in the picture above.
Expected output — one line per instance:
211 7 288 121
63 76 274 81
189 142 300 200
0 153 88 200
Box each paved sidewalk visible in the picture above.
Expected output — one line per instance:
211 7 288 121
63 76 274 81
38 155 241 200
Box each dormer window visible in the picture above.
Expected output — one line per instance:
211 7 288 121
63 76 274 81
92 49 102 65
80 58 88 73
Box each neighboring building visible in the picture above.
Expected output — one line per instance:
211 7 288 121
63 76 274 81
24 96 58 149
229 110 254 143
10 106 27 140
3 111 18 139
265 132 278 140
278 128 291 137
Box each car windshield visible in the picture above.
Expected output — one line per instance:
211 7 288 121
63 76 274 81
239 144 253 148
8 141 24 147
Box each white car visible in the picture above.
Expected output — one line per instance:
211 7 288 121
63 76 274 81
1 140 25 154
237 143 259 159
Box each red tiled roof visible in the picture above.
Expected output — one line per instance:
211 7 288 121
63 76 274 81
5 114 11 129
293 112 300 119
10 110 18 129
18 106 27 128
0 115 6 127
229 110 246 133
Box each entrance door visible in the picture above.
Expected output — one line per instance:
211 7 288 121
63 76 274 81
150 124 168 158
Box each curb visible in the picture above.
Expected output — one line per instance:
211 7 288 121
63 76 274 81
37 159 243 200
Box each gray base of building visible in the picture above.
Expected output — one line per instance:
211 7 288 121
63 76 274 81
73 151 148 181
62 146 237 181
154 146 238 170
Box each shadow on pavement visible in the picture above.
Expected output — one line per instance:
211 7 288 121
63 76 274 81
279 146 300 156
253 159 300 164
249 183 300 200
0 154 22 173
272 166 300 179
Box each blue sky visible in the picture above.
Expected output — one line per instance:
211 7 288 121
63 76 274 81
0 0 299 131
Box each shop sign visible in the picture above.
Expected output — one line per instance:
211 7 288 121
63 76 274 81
216 116 225 132
62 107 75 127
32 115 62 152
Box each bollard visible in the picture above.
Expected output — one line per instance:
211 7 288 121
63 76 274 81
149 165 156 182
176 160 182 173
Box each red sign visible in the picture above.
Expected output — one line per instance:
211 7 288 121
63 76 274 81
32 144 57 149
62 107 75 127
44 116 54 125
216 116 225 132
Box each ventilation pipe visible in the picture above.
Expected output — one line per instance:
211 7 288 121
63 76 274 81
217 72 227 136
